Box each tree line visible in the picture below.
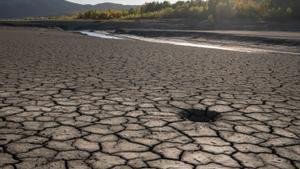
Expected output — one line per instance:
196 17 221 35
76 0 300 21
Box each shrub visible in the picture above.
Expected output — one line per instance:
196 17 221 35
76 0 300 21
208 14 214 23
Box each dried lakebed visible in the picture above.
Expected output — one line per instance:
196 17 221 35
0 27 299 169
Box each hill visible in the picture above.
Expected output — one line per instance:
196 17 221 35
0 0 137 19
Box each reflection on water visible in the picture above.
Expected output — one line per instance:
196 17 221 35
80 31 300 55
118 34 260 53
119 34 300 55
80 31 123 39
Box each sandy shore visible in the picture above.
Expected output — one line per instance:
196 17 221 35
0 27 300 169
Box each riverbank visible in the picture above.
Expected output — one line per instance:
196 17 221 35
1 19 300 53
1 19 300 31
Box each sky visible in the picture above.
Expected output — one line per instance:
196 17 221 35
66 0 185 5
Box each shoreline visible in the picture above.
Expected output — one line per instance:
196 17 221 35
1 19 300 31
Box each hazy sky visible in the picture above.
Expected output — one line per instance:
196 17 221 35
66 0 185 5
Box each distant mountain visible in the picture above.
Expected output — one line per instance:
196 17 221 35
0 0 137 19
92 2 137 10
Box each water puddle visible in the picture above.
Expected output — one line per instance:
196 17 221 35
80 31 300 55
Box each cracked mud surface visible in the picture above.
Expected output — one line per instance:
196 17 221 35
0 27 300 169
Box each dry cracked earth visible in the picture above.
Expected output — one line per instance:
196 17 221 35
0 27 300 169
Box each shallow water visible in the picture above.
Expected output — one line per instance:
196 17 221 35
80 31 123 40
119 34 300 55
80 31 300 55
